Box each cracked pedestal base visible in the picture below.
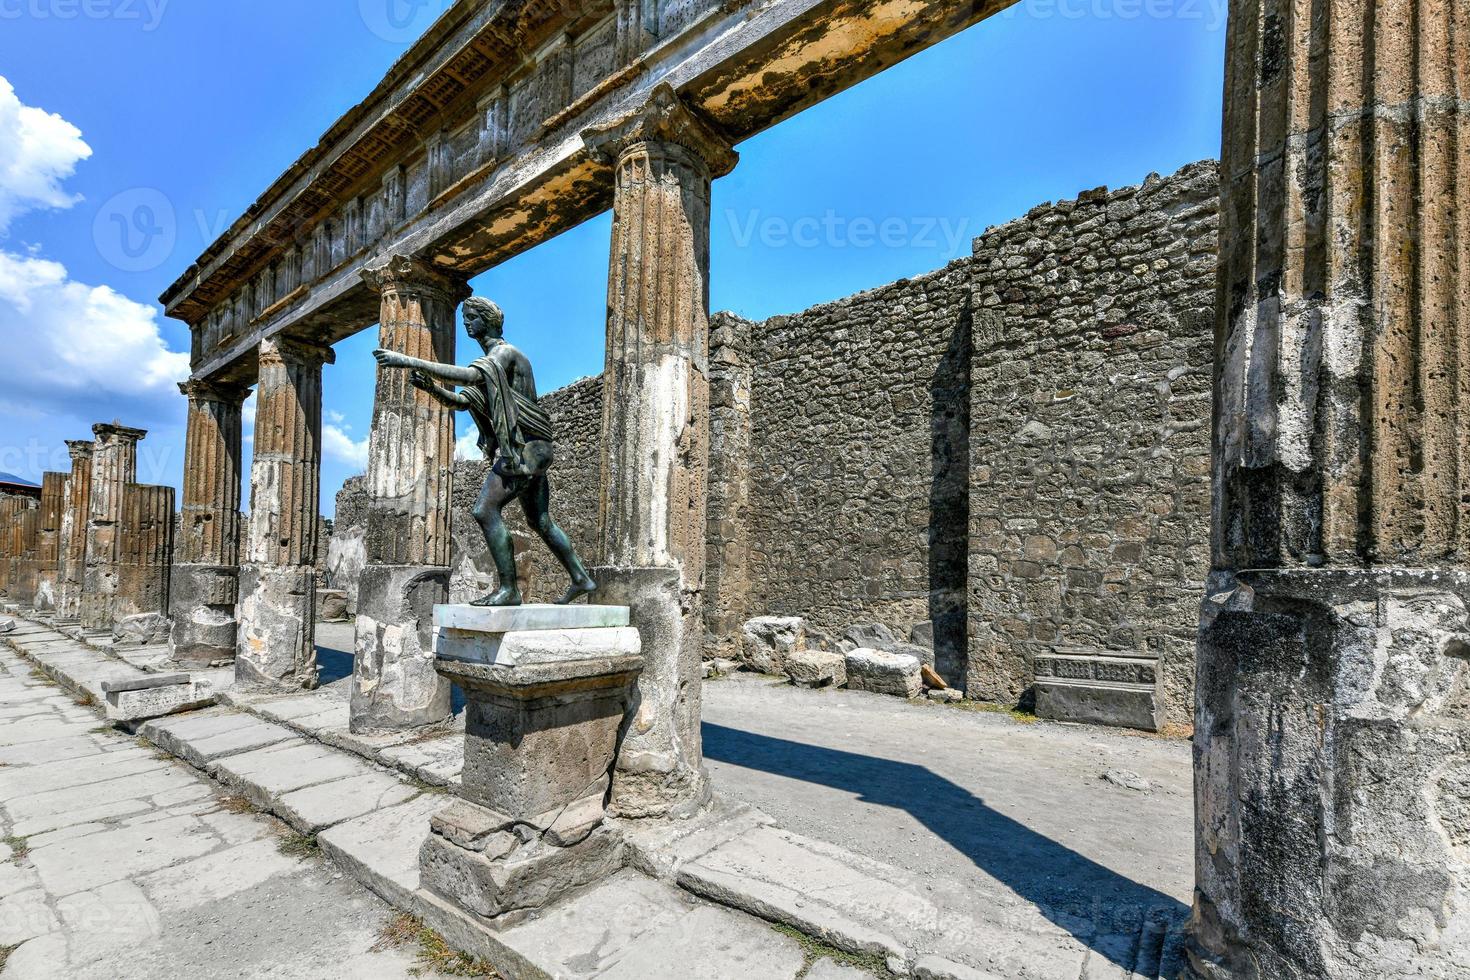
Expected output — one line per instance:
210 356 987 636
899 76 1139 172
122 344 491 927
422 606 643 921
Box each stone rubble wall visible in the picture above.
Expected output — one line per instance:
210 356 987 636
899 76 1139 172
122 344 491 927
966 162 1219 726
330 161 1219 723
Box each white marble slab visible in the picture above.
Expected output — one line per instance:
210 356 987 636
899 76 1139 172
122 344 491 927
433 603 629 633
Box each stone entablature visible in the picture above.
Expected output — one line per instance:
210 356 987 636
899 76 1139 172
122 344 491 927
162 0 1020 385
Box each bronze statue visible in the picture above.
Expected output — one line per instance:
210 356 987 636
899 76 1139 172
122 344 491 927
372 297 597 607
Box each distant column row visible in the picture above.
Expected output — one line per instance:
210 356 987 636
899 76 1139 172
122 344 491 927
0 424 172 641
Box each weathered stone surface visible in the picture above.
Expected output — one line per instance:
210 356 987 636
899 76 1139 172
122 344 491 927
212 741 374 809
236 337 332 690
351 564 452 733
595 566 710 819
1033 649 1162 732
785 649 846 689
1190 570 1470 979
102 675 215 723
54 441 92 621
316 588 350 622
275 771 421 834
420 819 625 920
168 563 240 664
435 654 640 821
844 649 922 699
317 794 447 908
740 616 806 674
80 423 145 632
140 710 299 767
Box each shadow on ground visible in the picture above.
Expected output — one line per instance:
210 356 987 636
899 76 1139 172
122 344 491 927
703 722 1188 971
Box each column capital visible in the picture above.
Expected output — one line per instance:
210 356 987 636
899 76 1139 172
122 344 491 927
179 376 253 405
259 335 336 369
361 255 472 303
92 422 148 444
582 84 738 178
65 440 95 463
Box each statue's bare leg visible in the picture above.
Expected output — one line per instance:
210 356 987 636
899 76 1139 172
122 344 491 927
471 469 524 607
521 475 597 605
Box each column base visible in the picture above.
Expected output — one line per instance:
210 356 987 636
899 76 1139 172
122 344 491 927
80 565 118 632
592 565 711 820
169 563 240 665
236 563 317 690
1188 568 1470 980
350 564 452 733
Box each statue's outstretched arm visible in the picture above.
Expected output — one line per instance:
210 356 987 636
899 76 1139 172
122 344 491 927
411 371 470 408
373 348 478 386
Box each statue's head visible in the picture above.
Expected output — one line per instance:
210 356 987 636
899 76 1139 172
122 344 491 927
463 297 505 342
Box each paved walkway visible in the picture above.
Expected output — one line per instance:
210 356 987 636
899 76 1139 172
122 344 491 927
702 673 1193 921
3 617 1194 979
0 643 422 980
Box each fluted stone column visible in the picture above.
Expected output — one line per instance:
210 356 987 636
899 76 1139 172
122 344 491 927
0 498 19 596
1189 4 1470 977
81 423 145 631
582 84 737 818
115 484 175 634
35 472 65 610
237 337 332 689
55 441 93 621
171 378 250 664
15 507 39 608
351 255 466 732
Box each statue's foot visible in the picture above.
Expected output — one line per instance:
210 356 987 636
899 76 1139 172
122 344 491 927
555 577 598 606
470 587 523 608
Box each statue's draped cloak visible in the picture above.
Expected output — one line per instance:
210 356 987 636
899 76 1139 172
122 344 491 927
461 353 554 463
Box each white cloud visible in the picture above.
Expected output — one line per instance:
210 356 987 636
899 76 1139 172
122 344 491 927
455 423 482 461
323 423 369 468
326 409 345 425
0 249 190 424
0 77 92 234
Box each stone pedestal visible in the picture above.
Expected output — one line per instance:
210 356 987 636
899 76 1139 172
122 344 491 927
1190 569 1470 979
236 337 331 690
351 255 467 733
171 377 249 664
420 604 641 921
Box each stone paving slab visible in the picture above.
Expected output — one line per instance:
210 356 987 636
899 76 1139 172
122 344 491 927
141 710 301 767
275 771 422 834
211 741 378 808
317 794 448 908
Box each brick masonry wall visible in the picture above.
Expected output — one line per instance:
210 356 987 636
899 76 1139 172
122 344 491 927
966 162 1219 725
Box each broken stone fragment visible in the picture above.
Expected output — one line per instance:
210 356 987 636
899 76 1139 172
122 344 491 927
430 800 516 852
102 673 214 722
845 648 923 699
785 650 846 689
1101 769 1152 793
926 688 963 704
740 616 806 674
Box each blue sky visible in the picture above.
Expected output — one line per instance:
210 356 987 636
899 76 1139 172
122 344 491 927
0 0 1225 516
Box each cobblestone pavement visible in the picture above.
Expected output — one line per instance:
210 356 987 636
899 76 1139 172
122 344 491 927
0 644 421 980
